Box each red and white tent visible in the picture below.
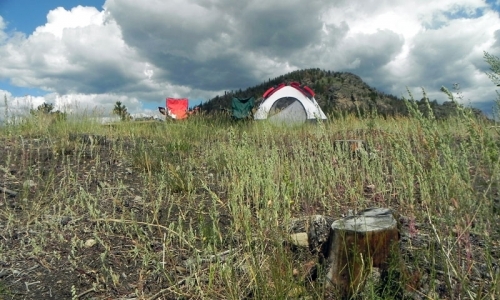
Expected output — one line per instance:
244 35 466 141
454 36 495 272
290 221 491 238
254 82 327 123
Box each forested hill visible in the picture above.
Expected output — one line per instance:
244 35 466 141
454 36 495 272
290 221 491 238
199 68 485 119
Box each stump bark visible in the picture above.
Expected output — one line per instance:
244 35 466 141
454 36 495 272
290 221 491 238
324 208 399 298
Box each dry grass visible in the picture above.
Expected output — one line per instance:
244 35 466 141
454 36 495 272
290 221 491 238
0 102 499 299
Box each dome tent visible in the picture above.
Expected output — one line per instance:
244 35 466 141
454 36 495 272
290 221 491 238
254 82 327 124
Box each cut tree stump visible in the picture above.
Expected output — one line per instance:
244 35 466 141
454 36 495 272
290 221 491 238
324 207 399 299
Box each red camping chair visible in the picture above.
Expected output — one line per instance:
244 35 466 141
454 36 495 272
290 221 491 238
166 98 189 119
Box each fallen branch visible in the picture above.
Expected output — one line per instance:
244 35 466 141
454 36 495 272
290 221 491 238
93 218 201 253
147 272 196 300
184 248 238 268
76 287 96 299
0 186 17 197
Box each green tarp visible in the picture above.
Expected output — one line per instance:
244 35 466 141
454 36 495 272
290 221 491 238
232 96 255 119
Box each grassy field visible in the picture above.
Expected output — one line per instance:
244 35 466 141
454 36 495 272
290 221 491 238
1 101 500 299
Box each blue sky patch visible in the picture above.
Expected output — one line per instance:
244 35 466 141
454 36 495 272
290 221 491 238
486 0 500 14
443 7 485 20
0 0 104 35
0 79 48 97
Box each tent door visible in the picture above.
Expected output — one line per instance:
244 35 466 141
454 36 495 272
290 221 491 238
268 97 307 124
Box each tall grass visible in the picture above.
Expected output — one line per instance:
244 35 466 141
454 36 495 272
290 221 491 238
0 99 499 299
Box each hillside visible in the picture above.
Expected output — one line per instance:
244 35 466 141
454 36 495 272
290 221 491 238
199 68 485 119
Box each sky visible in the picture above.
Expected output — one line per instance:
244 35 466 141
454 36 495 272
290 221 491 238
0 0 500 120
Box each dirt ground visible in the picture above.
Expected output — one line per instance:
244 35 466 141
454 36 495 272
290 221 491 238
1 135 499 299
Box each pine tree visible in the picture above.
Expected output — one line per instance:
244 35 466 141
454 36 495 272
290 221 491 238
113 101 132 121
3 94 8 125
484 51 500 119
484 51 500 86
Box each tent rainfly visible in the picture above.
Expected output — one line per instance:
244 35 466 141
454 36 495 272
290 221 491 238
254 82 327 124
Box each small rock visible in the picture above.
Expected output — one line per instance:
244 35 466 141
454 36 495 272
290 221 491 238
364 184 376 193
60 216 72 226
125 168 133 175
289 232 309 247
0 269 9 278
84 239 97 248
23 180 36 188
97 181 110 189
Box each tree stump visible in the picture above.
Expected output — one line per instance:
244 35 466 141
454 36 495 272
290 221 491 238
324 208 399 299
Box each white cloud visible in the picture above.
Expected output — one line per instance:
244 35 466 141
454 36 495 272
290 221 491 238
0 6 150 95
0 89 47 123
317 1 499 104
0 90 159 124
33 6 105 39
0 0 499 119
0 16 7 43
0 4 218 117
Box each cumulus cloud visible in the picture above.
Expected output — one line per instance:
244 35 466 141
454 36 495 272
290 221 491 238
0 6 155 95
0 89 150 124
494 29 500 48
0 89 47 123
33 6 105 38
0 0 499 117
0 16 7 43
0 5 217 113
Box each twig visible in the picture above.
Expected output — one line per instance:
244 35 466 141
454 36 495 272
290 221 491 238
198 249 235 263
24 281 40 292
183 248 240 268
146 269 202 300
424 205 459 283
93 218 201 253
162 233 166 269
76 287 96 299
0 186 17 197
404 283 435 300
31 257 52 272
